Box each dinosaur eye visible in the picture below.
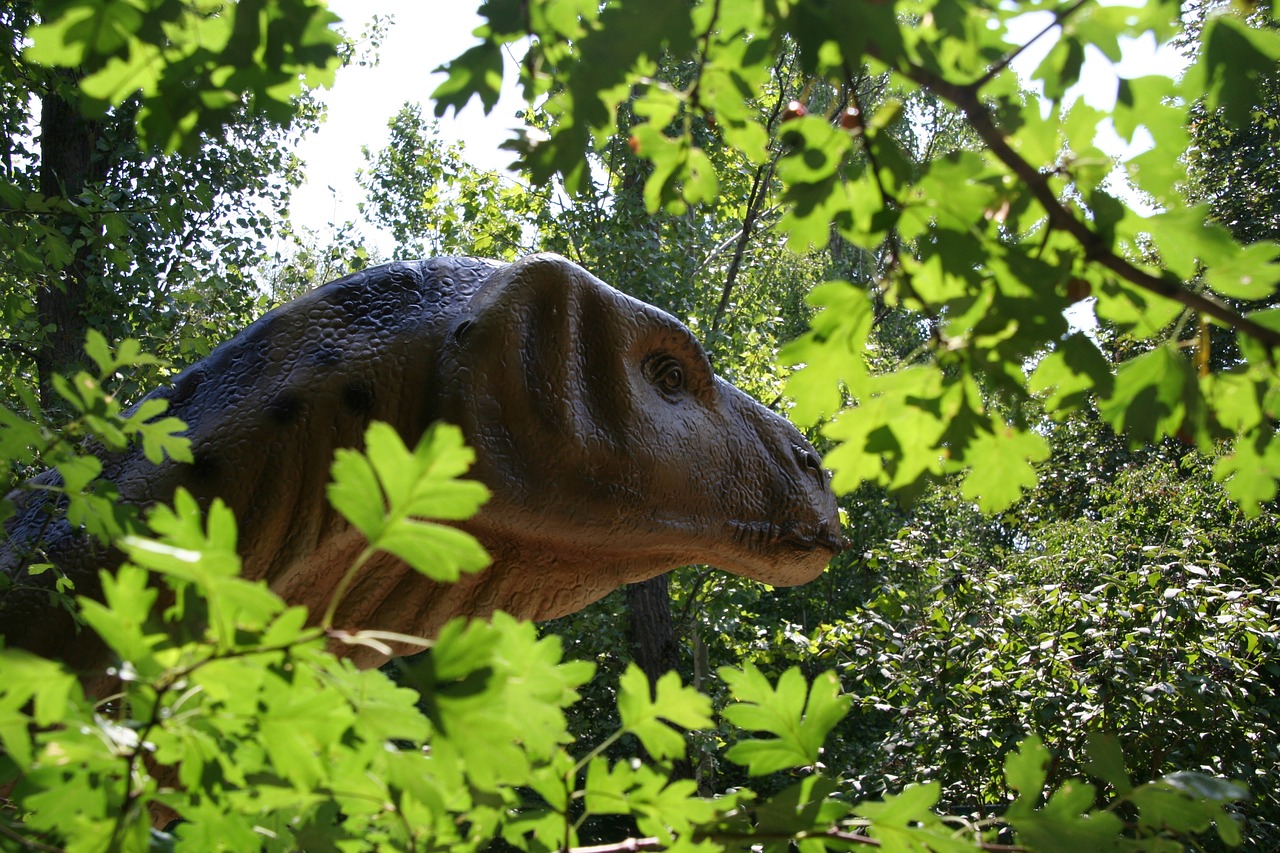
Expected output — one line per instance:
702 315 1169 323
646 354 685 398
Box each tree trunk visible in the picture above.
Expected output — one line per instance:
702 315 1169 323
625 572 679 694
36 73 107 401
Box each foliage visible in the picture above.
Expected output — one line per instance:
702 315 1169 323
0 3 340 411
3 0 1279 850
0 367 1253 848
24 0 342 152
0 332 189 551
356 103 549 260
438 0 1280 513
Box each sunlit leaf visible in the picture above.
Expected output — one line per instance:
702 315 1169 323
720 666 849 776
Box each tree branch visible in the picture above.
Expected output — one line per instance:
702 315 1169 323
710 55 795 332
902 66 1280 353
565 824 1030 852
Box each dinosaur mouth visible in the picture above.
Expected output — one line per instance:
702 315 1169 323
728 520 848 555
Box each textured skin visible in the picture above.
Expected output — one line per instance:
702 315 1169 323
0 253 843 680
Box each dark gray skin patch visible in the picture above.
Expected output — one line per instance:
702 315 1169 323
342 382 374 415
312 345 343 366
264 392 304 426
188 452 220 485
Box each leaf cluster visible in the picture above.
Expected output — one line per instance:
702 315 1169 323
436 0 1280 515
25 0 342 152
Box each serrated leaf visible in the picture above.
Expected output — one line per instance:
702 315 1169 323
1128 772 1248 843
583 756 635 816
328 449 386 539
1084 732 1132 795
0 648 83 729
1192 15 1280 128
56 454 102 495
617 665 712 761
959 419 1049 512
327 421 491 580
1205 240 1280 300
377 520 490 582
720 666 849 776
1010 779 1125 853
1207 437 1276 509
854 782 974 852
780 281 873 427
77 564 159 669
1098 343 1198 446
1029 333 1115 415
854 780 941 825
1005 736 1049 818
83 329 116 377
432 43 505 117
25 2 144 67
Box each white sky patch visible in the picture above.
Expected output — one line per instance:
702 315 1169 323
1007 11 1190 174
289 1 526 253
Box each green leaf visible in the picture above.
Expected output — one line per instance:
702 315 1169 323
328 448 386 539
0 404 45 466
77 564 160 670
398 614 590 793
1084 732 1132 796
1191 15 1280 128
720 665 849 776
123 491 241 583
0 649 83 730
377 520 490 583
780 281 873 427
1098 344 1198 446
1005 736 1049 818
856 780 942 824
1213 429 1280 514
432 43 506 117
854 782 974 853
959 418 1049 512
617 664 712 761
583 756 635 816
1009 779 1125 853
1128 772 1248 844
25 2 144 67
1029 333 1115 415
1204 240 1280 300
327 421 491 581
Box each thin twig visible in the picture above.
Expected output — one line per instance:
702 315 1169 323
0 821 68 853
973 0 1093 89
563 824 1030 852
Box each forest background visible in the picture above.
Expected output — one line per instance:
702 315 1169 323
1 0 1280 850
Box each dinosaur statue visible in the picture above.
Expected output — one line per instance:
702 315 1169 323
0 253 844 681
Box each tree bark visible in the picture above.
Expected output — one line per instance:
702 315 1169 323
625 573 679 695
36 72 107 401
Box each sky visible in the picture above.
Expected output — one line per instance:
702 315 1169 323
288 3 1190 253
287 2 526 246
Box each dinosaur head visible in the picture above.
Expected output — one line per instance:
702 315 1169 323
435 254 843 616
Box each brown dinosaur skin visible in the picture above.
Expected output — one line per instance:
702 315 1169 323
0 253 843 681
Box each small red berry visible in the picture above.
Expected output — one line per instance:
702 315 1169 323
781 100 807 122
1065 278 1092 303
